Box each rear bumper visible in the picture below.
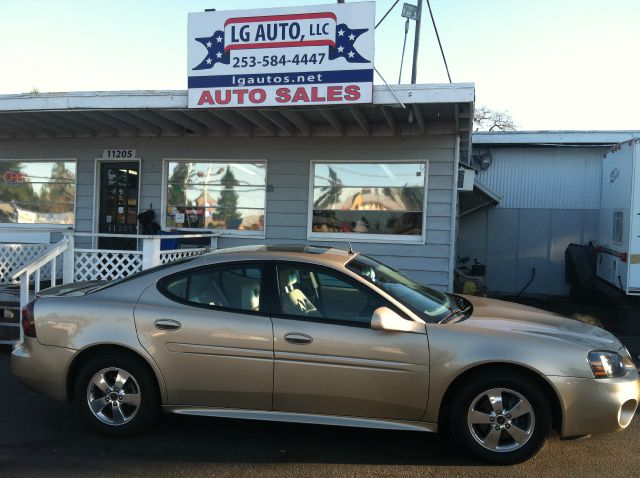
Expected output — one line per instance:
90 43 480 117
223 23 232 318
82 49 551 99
549 373 640 438
11 338 76 401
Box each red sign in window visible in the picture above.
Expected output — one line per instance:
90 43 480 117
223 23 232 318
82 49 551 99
2 171 28 184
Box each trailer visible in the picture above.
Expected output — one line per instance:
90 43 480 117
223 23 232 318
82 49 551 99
597 138 640 294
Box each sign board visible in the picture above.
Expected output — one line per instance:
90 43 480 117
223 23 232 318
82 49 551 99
187 2 375 108
2 170 28 184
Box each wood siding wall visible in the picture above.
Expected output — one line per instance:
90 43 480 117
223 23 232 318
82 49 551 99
0 134 457 290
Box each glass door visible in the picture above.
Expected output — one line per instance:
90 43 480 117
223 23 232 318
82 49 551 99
98 162 139 250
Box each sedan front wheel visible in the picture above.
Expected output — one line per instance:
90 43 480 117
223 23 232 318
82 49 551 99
449 371 552 464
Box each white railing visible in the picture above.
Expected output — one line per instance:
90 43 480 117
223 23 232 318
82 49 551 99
0 243 51 285
5 231 216 345
159 248 208 264
9 232 217 305
10 236 75 340
74 248 144 282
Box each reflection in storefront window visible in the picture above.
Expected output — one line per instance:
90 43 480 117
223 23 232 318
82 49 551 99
0 161 76 225
311 162 426 237
165 161 266 232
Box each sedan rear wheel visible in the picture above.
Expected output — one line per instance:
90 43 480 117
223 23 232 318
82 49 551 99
86 367 141 426
75 353 159 436
449 371 552 464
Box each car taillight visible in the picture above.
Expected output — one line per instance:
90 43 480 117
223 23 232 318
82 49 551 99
21 299 37 338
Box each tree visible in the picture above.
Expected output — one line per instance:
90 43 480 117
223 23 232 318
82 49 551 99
474 106 516 132
313 166 343 209
41 161 75 212
215 166 241 227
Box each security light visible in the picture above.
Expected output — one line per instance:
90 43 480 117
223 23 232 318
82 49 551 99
479 153 493 170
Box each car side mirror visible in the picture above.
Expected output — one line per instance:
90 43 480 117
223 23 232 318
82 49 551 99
371 307 424 333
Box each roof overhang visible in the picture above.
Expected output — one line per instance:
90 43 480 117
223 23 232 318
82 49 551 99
473 130 640 146
0 83 474 163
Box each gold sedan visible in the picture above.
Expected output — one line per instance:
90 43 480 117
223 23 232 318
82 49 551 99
11 245 640 464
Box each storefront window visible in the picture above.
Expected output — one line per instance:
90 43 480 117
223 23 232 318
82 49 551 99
310 162 427 240
165 161 266 233
0 160 76 225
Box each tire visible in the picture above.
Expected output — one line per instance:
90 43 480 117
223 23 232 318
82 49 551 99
74 352 160 436
448 371 552 465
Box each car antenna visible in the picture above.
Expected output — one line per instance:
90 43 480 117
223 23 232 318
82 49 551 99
347 242 355 255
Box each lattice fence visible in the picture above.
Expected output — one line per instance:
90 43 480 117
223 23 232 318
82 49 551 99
0 243 50 285
74 249 143 282
159 248 207 264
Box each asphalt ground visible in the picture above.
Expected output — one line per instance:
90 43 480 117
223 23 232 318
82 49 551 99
0 352 638 478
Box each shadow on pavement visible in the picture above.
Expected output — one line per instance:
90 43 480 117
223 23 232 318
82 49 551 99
0 353 486 468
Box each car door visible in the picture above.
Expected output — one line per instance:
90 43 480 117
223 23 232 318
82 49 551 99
270 262 430 421
134 262 273 409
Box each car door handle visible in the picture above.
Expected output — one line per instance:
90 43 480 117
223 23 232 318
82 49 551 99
284 332 313 345
154 319 182 331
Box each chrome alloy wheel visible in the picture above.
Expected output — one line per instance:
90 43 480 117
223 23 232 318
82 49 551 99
86 367 141 426
467 387 535 453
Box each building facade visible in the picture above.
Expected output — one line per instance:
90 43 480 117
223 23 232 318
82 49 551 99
460 131 640 296
0 85 473 305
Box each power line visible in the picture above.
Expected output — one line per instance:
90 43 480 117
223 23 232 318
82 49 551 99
375 0 401 29
425 0 452 83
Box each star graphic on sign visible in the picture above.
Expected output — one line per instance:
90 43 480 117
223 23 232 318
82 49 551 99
328 23 370 64
193 30 231 70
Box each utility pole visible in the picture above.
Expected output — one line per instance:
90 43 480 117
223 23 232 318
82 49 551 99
410 0 423 84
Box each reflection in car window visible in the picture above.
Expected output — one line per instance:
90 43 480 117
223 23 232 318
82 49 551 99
276 264 383 324
348 255 451 323
159 265 262 312
165 276 187 300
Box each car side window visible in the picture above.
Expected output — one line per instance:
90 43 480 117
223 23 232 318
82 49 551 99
159 265 262 313
276 264 384 325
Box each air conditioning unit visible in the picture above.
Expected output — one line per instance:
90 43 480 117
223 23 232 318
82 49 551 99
457 167 475 191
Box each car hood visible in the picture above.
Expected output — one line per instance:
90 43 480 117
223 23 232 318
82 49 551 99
460 295 622 351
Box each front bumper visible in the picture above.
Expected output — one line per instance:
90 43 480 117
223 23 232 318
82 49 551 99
549 372 640 438
11 337 76 402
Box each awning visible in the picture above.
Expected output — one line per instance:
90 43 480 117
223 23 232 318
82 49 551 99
0 83 474 163
458 178 501 217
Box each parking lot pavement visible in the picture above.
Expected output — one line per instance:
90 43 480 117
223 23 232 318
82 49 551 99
1 353 638 478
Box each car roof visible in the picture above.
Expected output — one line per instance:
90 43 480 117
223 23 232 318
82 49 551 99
194 244 357 267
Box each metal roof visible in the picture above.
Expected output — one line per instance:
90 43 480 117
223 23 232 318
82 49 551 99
473 130 640 146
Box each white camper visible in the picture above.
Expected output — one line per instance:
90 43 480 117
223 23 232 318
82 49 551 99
598 138 640 294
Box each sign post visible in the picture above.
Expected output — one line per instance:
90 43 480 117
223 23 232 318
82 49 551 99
187 2 375 108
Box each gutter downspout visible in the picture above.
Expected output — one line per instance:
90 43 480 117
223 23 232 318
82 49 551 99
449 135 460 292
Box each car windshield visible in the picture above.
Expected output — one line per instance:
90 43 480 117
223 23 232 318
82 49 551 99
347 254 454 323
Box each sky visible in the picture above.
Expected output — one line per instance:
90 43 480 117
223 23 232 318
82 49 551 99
0 0 638 130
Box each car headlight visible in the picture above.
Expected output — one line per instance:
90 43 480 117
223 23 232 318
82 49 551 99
588 351 627 378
